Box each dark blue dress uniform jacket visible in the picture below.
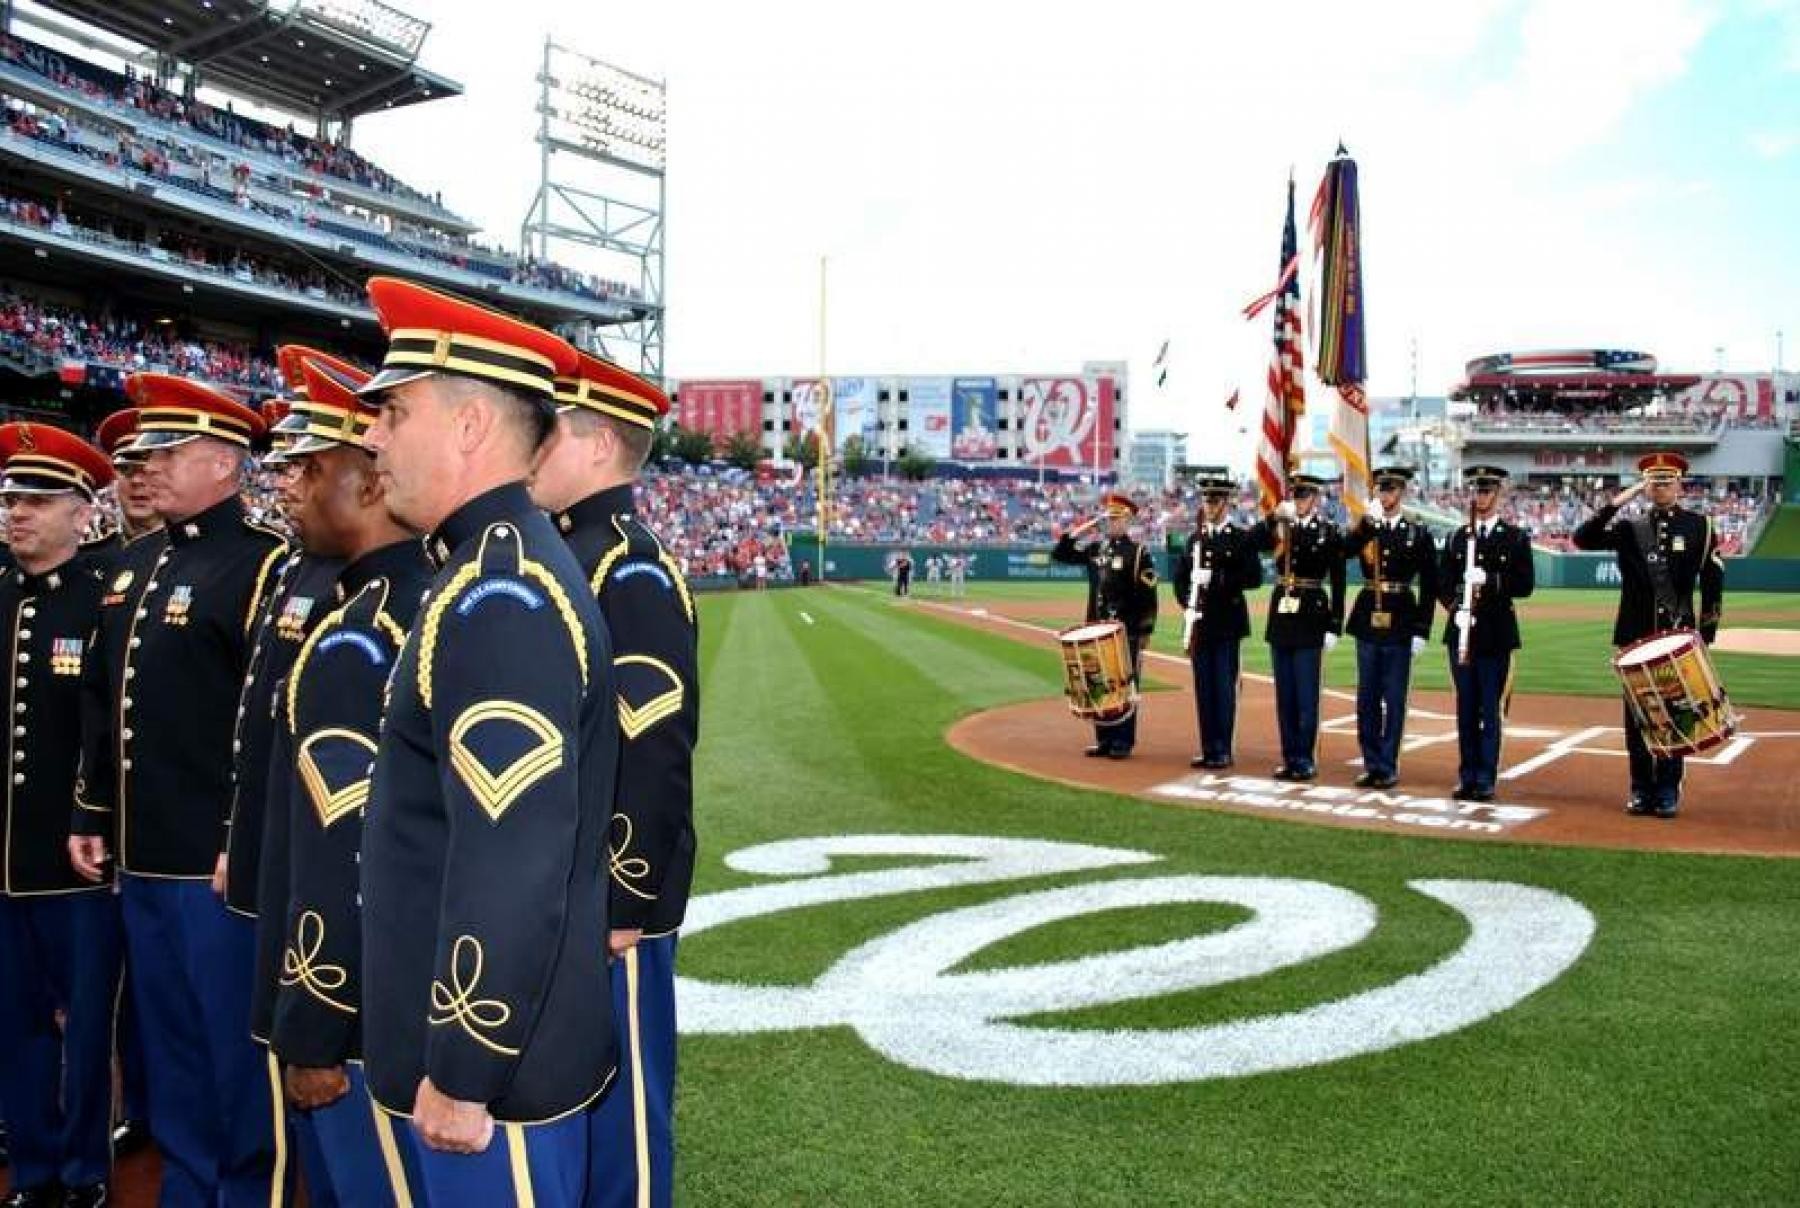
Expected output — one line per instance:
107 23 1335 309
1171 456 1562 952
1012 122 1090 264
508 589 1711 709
1050 533 1158 638
554 484 697 937
252 540 432 1067
361 483 620 1123
1169 522 1262 643
73 498 286 875
225 552 342 916
1571 503 1724 645
1345 513 1440 643
1246 515 1347 648
1436 519 1535 654
2 557 108 895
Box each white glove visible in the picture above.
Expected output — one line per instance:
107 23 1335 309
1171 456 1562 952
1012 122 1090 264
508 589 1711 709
1274 500 1298 522
1322 632 1339 653
1452 610 1473 630
1365 495 1385 520
1197 567 1214 588
1462 566 1488 587
1410 635 1427 657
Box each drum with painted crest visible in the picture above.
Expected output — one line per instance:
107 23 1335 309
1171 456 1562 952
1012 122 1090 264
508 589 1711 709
1611 629 1739 757
1057 620 1137 723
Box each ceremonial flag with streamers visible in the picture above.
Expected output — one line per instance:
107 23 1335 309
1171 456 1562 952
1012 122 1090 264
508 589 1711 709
1257 178 1306 514
1314 147 1371 519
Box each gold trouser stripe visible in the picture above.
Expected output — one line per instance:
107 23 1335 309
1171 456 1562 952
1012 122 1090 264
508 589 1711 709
506 1123 537 1208
626 947 651 1208
373 1101 415 1208
266 1053 289 1208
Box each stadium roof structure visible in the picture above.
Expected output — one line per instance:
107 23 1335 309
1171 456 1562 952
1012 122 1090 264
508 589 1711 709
24 0 461 120
1452 371 1703 407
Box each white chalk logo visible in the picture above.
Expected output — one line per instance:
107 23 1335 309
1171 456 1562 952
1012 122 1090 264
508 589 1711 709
679 835 1595 1086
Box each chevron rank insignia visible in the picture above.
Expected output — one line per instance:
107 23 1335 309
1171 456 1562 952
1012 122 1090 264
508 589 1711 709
448 701 564 823
615 654 685 740
297 728 378 828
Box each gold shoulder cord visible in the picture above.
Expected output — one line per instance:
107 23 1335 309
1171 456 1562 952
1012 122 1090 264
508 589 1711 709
243 542 289 638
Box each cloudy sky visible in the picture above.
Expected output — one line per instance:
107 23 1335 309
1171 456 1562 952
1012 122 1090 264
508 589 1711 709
81 1 1800 456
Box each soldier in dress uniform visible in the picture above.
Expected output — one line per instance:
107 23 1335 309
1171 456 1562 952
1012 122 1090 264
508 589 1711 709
1171 476 1262 769
220 348 358 924
0 424 121 1208
1051 492 1158 759
1247 474 1346 781
354 277 619 1207
529 351 697 1208
249 352 433 1205
1345 466 1440 789
1438 465 1535 802
96 410 164 547
67 378 287 1208
1572 452 1724 818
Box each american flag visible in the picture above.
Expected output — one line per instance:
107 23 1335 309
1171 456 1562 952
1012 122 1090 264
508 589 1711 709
1257 179 1306 514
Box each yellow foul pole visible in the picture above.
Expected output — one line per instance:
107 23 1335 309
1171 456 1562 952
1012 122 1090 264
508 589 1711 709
817 255 831 581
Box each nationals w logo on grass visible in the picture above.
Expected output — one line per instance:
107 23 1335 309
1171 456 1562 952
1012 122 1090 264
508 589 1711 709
679 835 1594 1086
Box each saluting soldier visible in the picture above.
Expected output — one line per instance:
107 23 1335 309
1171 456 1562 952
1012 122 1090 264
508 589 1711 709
220 347 358 922
67 378 287 1208
1438 465 1535 803
1247 474 1346 781
1345 466 1440 788
1171 476 1262 769
0 424 122 1208
249 352 433 1204
530 351 698 1208
355 277 620 1207
1051 492 1159 759
1572 452 1724 818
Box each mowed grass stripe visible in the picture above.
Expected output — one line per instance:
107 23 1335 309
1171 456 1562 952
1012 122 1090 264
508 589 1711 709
804 586 1058 706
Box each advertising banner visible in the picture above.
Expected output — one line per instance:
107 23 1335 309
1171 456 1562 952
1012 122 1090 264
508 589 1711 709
675 380 762 444
950 377 1000 461
832 377 879 452
909 377 953 459
1018 376 1114 470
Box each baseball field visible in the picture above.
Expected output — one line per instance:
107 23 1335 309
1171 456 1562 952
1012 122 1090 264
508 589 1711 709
678 581 1799 1205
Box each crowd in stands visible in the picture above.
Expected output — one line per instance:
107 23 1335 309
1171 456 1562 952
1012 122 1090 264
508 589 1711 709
0 285 284 391
1468 408 1723 435
2 32 643 307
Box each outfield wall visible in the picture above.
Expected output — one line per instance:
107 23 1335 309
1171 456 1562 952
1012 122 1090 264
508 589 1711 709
789 535 1800 591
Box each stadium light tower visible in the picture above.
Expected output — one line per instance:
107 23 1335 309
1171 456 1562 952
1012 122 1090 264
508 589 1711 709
519 37 666 380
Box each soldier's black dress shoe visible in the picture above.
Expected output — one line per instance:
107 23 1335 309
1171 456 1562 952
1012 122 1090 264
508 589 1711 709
110 1119 149 1157
1084 744 1113 758
1105 747 1132 761
1654 798 1680 819
1369 774 1398 790
63 1184 108 1208
1354 771 1378 788
1289 766 1317 782
1624 795 1654 816
1191 755 1209 769
1272 764 1296 781
1202 756 1232 770
1468 786 1495 803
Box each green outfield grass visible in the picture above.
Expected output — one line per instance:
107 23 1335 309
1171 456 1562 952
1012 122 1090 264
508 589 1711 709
910 580 1800 711
1752 504 1800 557
679 587 1800 1206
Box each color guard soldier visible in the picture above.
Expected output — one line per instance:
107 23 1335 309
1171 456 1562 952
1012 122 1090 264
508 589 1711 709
1438 465 1535 802
1345 466 1439 788
1247 474 1346 781
95 410 164 548
530 351 698 1208
355 277 619 1207
67 378 287 1208
1051 492 1159 759
1572 452 1724 818
251 352 433 1204
1171 476 1262 769
221 347 357 922
0 424 121 1208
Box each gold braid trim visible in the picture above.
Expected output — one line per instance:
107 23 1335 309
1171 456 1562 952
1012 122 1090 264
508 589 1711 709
286 601 345 734
417 562 482 711
244 542 289 639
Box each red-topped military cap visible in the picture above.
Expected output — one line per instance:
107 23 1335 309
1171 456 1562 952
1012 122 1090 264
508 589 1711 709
1637 451 1689 480
0 422 115 499
359 276 578 403
124 374 263 451
553 350 669 431
282 355 378 458
277 344 368 402
1100 491 1139 517
96 409 146 466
